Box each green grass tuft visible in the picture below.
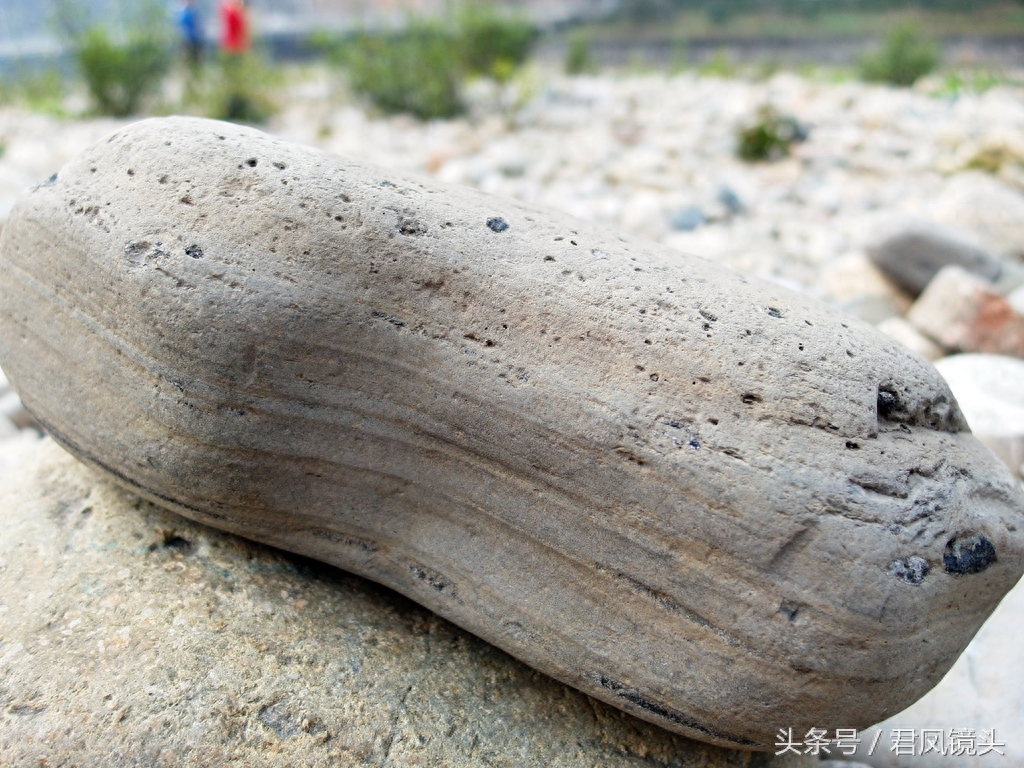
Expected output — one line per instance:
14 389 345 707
858 24 940 86
736 105 807 162
345 22 464 121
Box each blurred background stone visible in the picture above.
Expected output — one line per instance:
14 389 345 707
866 228 1002 298
906 266 1024 358
875 317 945 361
821 254 913 321
851 572 1024 767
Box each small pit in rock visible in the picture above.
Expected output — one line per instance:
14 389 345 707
161 531 195 555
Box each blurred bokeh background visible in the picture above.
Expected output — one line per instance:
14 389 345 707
2 1 1024 116
2 7 1024 764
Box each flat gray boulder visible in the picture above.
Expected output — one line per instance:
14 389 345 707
867 228 1002 297
0 438 814 768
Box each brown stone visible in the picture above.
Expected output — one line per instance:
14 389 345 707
907 265 1024 357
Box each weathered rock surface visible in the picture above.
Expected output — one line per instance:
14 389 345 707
852 570 1024 767
866 228 1002 298
0 438 815 768
907 266 1024 358
2 117 1023 749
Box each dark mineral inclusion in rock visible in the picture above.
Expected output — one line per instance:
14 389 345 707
944 534 997 575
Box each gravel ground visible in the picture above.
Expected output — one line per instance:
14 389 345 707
5 66 1024 304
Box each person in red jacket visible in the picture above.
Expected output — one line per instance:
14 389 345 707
220 0 249 56
218 0 254 120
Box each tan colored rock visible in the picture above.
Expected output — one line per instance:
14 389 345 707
0 438 815 768
875 317 945 362
1 117 1023 750
907 265 1024 358
819 252 912 311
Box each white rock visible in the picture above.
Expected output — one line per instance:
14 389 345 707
1005 282 1024 316
934 354 1024 477
0 429 42 483
928 173 1024 259
0 413 18 441
0 389 29 429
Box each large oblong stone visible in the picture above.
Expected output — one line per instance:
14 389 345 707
0 117 1022 749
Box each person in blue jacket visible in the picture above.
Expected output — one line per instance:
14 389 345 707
176 0 204 67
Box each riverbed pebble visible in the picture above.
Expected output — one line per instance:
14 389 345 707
866 227 1002 297
907 266 1024 357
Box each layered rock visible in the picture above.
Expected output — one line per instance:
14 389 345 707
1 117 1022 749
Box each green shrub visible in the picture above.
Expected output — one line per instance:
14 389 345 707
0 68 68 114
565 31 595 75
781 0 823 19
338 5 538 120
206 53 280 124
932 68 1004 97
859 24 939 86
75 27 171 116
736 105 807 162
699 49 736 78
707 1 735 25
49 0 171 116
346 22 464 120
668 41 689 75
457 4 536 82
307 30 340 58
